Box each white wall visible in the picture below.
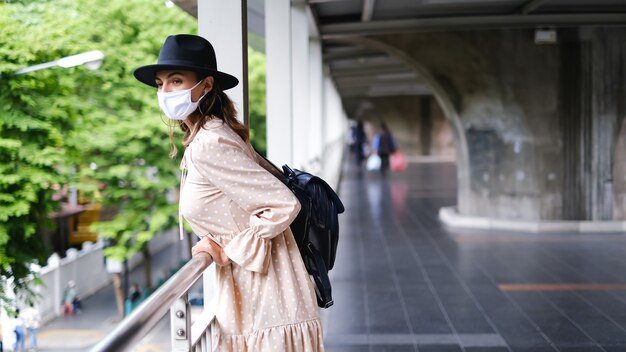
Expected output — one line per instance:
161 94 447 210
3 229 179 326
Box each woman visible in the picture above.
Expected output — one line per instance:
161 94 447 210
373 122 396 175
134 34 324 351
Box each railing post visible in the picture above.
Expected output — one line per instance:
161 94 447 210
171 292 192 351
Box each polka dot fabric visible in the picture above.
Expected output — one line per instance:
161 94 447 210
179 119 324 351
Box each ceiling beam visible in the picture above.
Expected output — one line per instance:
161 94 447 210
323 48 384 61
307 0 349 3
339 83 432 98
361 0 376 22
518 0 547 15
320 14 626 39
335 76 419 88
331 63 412 77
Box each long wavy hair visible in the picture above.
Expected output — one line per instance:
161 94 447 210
168 73 248 158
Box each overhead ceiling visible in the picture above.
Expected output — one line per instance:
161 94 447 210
173 0 626 118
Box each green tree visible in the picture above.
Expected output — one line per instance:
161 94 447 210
0 0 195 312
1 0 269 314
248 47 267 155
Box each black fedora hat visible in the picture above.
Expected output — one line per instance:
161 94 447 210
134 34 239 90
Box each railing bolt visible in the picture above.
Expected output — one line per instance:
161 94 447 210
176 310 184 318
176 329 185 337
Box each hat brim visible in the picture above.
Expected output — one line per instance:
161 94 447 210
133 64 239 90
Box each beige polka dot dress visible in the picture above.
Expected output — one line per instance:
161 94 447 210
179 119 324 352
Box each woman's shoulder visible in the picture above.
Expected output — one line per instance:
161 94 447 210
192 118 246 151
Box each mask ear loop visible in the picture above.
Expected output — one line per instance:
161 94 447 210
159 111 180 128
197 102 205 117
196 81 212 117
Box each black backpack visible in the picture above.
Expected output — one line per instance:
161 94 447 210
281 165 344 308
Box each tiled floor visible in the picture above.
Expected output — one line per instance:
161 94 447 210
323 160 626 352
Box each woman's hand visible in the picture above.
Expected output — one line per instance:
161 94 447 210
192 236 230 266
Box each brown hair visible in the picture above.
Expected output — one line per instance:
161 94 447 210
168 75 248 158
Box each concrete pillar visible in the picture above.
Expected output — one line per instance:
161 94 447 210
291 3 310 169
559 28 626 221
308 36 323 173
590 28 626 220
197 0 247 308
198 0 247 123
265 0 293 166
559 36 593 220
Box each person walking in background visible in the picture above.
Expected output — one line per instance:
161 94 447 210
129 283 142 305
21 304 40 351
352 121 367 167
133 34 324 351
373 122 397 175
12 309 24 352
62 280 77 316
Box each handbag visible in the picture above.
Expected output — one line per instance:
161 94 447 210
390 151 407 172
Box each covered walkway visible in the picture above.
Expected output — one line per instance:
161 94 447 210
325 159 626 351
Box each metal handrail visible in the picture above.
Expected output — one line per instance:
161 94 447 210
89 253 213 352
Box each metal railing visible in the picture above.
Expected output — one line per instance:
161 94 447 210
89 253 214 352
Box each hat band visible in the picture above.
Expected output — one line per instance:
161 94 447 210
157 59 215 70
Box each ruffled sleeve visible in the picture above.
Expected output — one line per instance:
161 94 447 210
188 131 300 274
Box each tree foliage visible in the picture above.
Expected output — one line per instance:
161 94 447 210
248 47 267 154
0 0 194 303
1 0 268 305
0 0 266 306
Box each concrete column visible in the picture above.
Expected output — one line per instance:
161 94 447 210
291 3 310 169
321 72 348 188
265 0 293 166
590 28 625 220
198 0 247 123
559 37 593 220
308 37 323 173
197 0 247 307
559 28 626 221
323 76 345 145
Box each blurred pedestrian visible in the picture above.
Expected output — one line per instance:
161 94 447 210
373 122 397 175
352 121 367 167
21 304 40 351
12 309 24 352
63 280 77 316
129 283 142 305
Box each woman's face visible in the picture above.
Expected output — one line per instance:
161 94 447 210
155 69 213 102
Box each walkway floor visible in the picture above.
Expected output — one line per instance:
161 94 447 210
324 160 626 352
34 159 626 351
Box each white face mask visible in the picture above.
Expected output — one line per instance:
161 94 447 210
157 80 206 120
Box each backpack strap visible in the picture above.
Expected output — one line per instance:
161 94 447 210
306 243 334 308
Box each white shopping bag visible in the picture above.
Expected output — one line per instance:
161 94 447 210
366 154 381 171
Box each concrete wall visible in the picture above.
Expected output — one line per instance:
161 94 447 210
26 229 178 323
354 28 626 221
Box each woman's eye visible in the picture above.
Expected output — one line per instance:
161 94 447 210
173 79 182 85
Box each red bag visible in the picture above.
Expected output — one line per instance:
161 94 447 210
390 151 407 172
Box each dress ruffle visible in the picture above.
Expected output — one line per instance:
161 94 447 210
211 318 324 352
223 227 272 274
